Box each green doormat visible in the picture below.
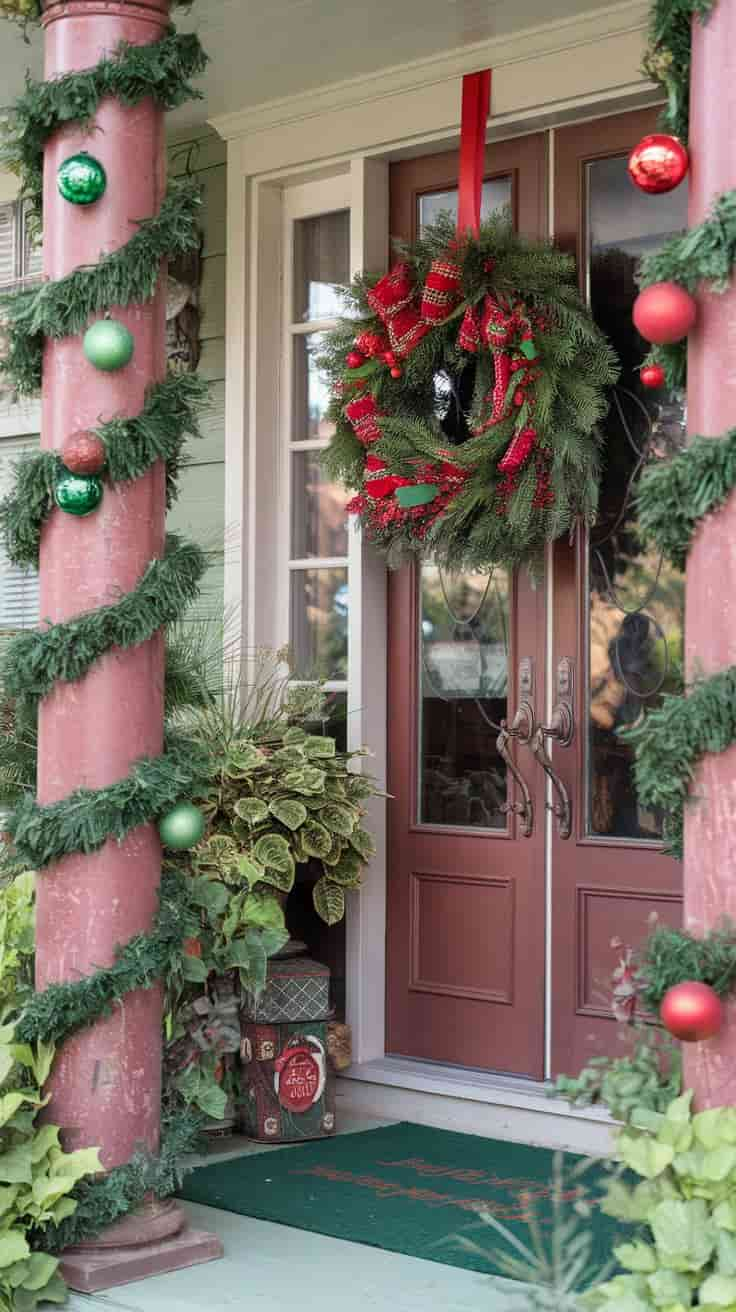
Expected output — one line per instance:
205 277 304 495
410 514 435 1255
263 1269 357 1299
180 1122 629 1279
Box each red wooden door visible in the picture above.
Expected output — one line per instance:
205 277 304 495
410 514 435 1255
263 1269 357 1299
386 136 549 1078
385 113 688 1082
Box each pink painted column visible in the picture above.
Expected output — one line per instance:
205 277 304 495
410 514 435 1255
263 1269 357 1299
35 0 221 1290
682 0 736 1107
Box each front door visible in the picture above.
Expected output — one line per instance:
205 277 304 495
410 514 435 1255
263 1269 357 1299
386 111 687 1080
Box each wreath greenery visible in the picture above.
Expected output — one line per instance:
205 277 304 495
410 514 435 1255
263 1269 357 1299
321 213 619 574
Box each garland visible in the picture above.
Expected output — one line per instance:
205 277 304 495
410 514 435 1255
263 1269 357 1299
638 920 736 1013
321 213 618 574
3 536 206 705
643 0 716 144
0 372 208 568
637 426 736 571
0 176 203 395
0 0 211 1262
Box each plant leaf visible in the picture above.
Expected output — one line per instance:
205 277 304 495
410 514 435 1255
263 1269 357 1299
313 877 345 926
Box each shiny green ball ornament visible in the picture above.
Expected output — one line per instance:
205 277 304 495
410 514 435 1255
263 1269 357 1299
158 802 206 851
58 152 107 206
54 471 103 517
83 319 134 372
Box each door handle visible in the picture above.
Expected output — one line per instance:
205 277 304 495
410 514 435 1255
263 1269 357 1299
531 659 575 840
497 701 535 838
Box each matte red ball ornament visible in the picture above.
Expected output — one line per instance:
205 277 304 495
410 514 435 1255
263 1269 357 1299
61 431 106 475
628 134 689 194
640 363 666 390
390 366 402 379
346 351 365 369
660 981 723 1042
633 282 697 345
383 351 396 366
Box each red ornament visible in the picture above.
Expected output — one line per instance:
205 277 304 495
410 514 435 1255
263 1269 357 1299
633 282 697 345
61 430 106 475
346 351 365 369
390 366 402 379
660 981 723 1042
383 350 397 366
640 363 666 390
355 330 389 358
628 134 689 194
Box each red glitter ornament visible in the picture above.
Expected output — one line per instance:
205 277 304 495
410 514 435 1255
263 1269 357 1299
640 363 666 390
355 331 389 358
633 282 697 345
660 981 723 1042
628 134 689 195
346 351 365 369
61 431 106 475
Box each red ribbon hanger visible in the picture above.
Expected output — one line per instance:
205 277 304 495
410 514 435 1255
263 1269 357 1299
457 69 492 238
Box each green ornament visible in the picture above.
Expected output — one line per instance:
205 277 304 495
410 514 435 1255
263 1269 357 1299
520 338 537 360
395 483 440 508
83 319 134 372
58 152 107 206
54 471 103 517
159 802 206 850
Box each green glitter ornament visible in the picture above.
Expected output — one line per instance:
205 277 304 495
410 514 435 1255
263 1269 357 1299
158 802 206 850
54 471 103 517
83 319 134 372
58 152 107 206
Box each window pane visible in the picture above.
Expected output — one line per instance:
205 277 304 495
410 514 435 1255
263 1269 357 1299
419 563 509 829
290 567 348 680
0 205 16 286
291 450 349 559
292 333 334 443
22 204 42 280
293 210 350 322
586 155 687 841
418 177 512 232
303 690 348 754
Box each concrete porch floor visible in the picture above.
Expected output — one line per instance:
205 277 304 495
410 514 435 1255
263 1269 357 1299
66 1113 537 1311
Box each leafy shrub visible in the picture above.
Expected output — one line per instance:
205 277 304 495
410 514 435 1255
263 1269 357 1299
554 1027 682 1125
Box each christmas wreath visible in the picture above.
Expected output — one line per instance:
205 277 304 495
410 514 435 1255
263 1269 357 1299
321 213 619 573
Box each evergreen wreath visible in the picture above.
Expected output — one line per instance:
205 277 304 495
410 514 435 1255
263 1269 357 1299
321 213 618 574
0 0 211 1258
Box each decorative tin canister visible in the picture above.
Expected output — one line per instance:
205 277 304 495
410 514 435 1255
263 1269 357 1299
239 954 336 1143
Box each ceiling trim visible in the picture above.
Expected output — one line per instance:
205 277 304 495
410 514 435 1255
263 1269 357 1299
210 0 650 141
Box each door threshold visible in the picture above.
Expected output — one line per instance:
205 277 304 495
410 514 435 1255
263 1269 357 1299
342 1056 614 1125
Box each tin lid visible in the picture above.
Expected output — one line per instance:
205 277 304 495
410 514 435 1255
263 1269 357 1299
267 956 330 982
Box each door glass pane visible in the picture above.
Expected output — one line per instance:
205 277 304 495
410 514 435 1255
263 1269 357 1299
418 177 512 231
586 155 687 841
418 564 509 828
291 450 349 559
290 567 348 680
293 210 350 322
292 333 334 443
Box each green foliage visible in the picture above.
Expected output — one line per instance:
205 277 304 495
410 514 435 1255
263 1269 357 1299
0 373 209 569
457 1152 614 1309
3 537 206 710
0 1034 100 1311
636 427 736 572
320 210 618 576
0 30 208 221
7 739 212 871
623 666 736 859
583 1091 736 1311
193 713 378 930
0 177 203 394
0 876 34 1017
554 1028 682 1126
643 0 716 144
639 920 736 1014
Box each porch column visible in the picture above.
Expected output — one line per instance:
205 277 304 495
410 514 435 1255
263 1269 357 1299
682 0 736 1107
35 0 221 1290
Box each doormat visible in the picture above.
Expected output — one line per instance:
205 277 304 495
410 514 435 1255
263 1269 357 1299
179 1122 630 1279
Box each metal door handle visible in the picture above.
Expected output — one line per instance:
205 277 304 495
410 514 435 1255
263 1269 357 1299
531 713 572 840
497 701 536 838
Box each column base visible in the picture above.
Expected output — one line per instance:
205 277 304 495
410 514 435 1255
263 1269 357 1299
60 1202 224 1294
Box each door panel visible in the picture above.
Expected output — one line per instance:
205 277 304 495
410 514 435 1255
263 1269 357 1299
550 111 686 1076
386 135 548 1078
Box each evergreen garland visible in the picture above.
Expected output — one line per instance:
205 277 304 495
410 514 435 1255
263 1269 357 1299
0 177 202 395
637 427 736 570
643 0 716 143
1 31 208 221
3 536 206 706
8 739 212 870
639 920 736 1013
0 0 212 1260
0 373 208 568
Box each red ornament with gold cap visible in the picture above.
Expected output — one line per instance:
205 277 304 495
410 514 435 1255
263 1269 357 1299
627 134 689 195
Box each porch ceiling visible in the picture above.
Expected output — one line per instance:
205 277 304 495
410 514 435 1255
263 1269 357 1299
1 0 629 139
